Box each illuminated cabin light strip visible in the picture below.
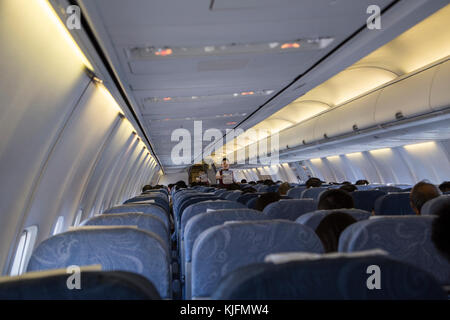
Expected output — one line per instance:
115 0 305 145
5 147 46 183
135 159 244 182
38 0 93 70
128 37 334 60
403 141 435 150
144 90 274 103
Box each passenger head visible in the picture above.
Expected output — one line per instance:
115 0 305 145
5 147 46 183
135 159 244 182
278 182 291 196
306 177 322 188
410 181 441 215
339 184 357 193
263 179 275 185
221 158 230 170
254 192 281 211
439 181 450 193
175 180 187 189
355 179 369 185
317 189 354 210
249 181 256 185
142 185 152 192
431 202 450 262
315 212 357 253
341 181 351 185
240 179 247 184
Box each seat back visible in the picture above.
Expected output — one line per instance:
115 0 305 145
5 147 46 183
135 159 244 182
301 187 328 200
27 227 171 298
297 209 371 230
352 190 386 212
184 209 265 263
421 195 450 216
263 199 317 221
211 254 447 300
236 193 259 205
247 197 259 209
181 200 246 239
103 205 169 229
374 193 414 215
376 186 404 193
0 270 161 300
338 216 450 284
183 208 265 299
286 187 307 199
224 191 242 201
191 220 323 298
82 213 169 246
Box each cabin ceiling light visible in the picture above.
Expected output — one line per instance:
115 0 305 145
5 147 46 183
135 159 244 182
128 37 334 60
144 89 274 103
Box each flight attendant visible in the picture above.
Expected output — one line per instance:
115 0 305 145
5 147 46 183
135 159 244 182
216 158 234 186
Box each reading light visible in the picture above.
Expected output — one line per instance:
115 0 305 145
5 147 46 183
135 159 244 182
281 43 300 49
226 121 237 125
241 91 254 96
154 48 173 56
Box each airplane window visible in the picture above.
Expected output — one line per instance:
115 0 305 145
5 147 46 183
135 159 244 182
10 226 38 276
52 216 64 235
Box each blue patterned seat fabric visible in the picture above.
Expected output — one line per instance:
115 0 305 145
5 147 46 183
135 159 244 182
352 190 386 212
296 209 371 230
180 200 246 239
247 197 259 209
0 270 161 300
374 192 415 215
224 191 242 201
191 220 324 298
338 216 450 284
211 255 447 300
26 227 172 299
124 194 169 213
263 199 317 221
301 187 328 200
103 204 169 229
421 195 450 216
236 193 259 205
81 213 170 247
286 187 307 199
184 209 266 263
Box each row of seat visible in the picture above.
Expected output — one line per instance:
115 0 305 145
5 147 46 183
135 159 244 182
172 188 450 299
9 188 175 299
2 186 447 300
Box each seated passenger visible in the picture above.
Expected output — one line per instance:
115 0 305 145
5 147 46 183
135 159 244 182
278 182 291 196
306 177 322 188
317 189 354 210
431 202 450 262
355 179 369 185
254 192 281 211
315 212 357 253
341 181 351 185
240 179 247 184
339 184 357 193
263 179 275 186
241 187 257 194
439 181 450 193
410 181 441 215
